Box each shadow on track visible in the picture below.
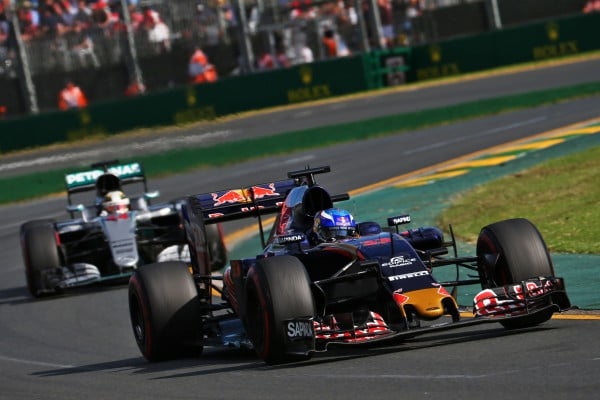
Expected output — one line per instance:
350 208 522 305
0 282 128 306
31 350 264 378
31 324 552 379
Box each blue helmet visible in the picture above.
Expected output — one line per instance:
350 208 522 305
313 208 357 242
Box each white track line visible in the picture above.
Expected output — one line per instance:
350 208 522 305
405 116 548 155
0 130 232 173
0 354 74 369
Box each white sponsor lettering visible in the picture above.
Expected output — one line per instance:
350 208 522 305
66 163 142 186
279 234 304 243
66 170 104 185
383 255 417 268
107 163 141 177
393 215 411 225
388 270 429 281
287 321 313 338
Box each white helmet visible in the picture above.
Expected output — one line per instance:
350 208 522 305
102 190 130 214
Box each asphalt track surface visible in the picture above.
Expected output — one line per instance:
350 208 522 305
2 56 600 178
1 59 600 399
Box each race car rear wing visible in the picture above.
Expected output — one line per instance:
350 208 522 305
188 179 298 224
65 161 148 200
184 166 349 272
187 166 349 225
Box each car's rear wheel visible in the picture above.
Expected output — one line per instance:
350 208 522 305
476 218 555 329
21 220 61 297
245 255 315 364
128 261 203 361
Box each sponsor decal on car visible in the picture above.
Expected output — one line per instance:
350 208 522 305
212 190 248 206
250 184 280 199
387 270 429 281
382 254 417 268
66 163 143 188
287 320 314 339
393 291 410 305
211 184 280 207
388 215 411 226
277 233 306 244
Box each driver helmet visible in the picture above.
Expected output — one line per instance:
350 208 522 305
313 208 357 242
102 190 130 215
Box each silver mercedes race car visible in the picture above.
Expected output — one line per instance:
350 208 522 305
20 160 227 297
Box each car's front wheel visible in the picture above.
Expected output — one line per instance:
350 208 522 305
20 220 61 297
477 218 555 329
244 255 315 364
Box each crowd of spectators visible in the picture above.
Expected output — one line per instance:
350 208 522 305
282 0 425 64
0 0 460 114
2 0 593 115
0 0 431 78
1 1 12 75
0 0 173 75
583 0 600 13
11 0 170 48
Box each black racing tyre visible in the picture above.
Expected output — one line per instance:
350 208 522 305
245 255 315 364
128 261 203 361
476 218 555 329
20 219 55 235
206 223 228 272
21 220 61 297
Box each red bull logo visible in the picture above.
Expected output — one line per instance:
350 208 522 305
211 183 280 206
249 183 280 199
337 216 350 226
393 292 409 305
212 190 248 206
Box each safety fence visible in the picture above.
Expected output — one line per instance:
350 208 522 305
0 0 588 117
0 11 599 154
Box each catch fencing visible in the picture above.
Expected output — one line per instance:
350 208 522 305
0 0 589 117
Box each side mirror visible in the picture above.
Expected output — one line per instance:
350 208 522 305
66 204 85 213
357 221 382 236
144 190 160 199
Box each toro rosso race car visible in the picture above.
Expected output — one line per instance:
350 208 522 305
128 166 571 364
20 160 226 297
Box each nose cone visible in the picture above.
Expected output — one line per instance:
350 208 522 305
394 287 457 321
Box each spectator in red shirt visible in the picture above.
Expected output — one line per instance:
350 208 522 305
58 80 88 110
0 3 9 45
124 80 146 96
128 4 144 31
583 0 600 13
323 28 337 58
17 2 40 41
188 47 217 83
91 1 112 29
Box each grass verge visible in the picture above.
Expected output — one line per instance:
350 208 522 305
3 80 600 205
438 144 600 254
